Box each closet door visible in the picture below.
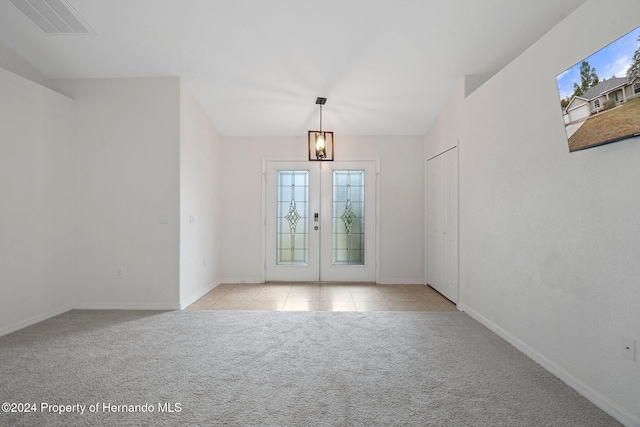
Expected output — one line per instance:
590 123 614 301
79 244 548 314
426 148 458 302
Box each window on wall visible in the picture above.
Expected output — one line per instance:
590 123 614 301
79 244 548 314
594 99 600 109
635 83 640 94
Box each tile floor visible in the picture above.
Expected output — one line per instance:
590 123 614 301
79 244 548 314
186 283 457 312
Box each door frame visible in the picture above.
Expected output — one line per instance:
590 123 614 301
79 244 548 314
261 157 380 283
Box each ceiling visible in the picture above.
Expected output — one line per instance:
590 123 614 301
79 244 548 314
0 0 586 136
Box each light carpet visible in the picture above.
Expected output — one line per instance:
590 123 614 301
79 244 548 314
0 310 621 426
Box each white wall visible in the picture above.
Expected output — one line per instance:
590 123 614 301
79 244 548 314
425 78 465 159
51 77 181 309
0 40 50 89
0 67 75 335
179 82 224 307
425 1 640 424
221 135 424 284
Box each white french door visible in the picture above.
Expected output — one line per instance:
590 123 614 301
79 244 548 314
265 161 320 281
265 160 377 282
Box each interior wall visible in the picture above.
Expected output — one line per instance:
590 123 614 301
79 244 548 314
425 0 640 424
424 78 465 159
51 77 181 309
221 135 424 284
0 66 75 335
179 81 224 307
0 39 50 89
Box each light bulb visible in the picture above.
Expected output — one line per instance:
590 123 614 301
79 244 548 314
315 133 326 157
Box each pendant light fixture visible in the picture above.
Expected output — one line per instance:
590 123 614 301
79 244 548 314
308 97 334 161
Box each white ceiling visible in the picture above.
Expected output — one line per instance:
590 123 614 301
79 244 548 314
0 0 586 136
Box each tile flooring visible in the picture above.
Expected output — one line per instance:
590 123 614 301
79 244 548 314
186 283 457 312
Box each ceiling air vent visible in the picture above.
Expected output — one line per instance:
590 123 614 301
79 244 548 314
9 0 94 35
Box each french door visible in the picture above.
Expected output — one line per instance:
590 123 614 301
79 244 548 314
265 160 377 282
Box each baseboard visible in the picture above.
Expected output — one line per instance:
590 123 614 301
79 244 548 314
73 302 180 311
2 301 182 336
217 277 426 285
179 280 221 310
0 305 73 338
458 302 640 427
217 277 264 284
377 278 425 285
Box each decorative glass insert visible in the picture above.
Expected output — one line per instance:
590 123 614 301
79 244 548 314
341 200 356 235
277 170 309 265
332 170 365 265
285 200 301 234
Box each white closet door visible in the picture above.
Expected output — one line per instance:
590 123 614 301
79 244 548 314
426 148 458 302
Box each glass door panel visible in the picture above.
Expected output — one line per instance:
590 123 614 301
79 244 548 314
265 162 319 282
320 161 377 282
276 170 309 265
332 170 365 265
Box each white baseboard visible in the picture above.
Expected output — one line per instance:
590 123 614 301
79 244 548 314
0 305 72 338
458 302 640 427
218 278 428 285
377 277 425 285
179 280 221 310
217 277 427 285
218 277 264 284
73 302 180 310
1 301 180 337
